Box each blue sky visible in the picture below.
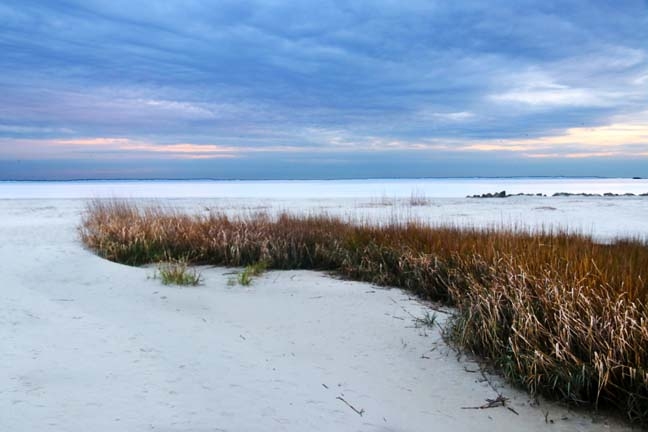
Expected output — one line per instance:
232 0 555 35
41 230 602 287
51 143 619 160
1 0 647 179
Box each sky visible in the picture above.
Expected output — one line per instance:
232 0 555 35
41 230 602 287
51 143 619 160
1 0 647 180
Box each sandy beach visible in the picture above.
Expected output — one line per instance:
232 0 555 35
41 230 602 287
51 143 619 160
4 0 648 427
1 189 644 431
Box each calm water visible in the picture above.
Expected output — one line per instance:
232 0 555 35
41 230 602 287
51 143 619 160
0 178 647 199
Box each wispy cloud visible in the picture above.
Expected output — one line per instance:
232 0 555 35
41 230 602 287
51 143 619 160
1 137 239 160
491 87 612 108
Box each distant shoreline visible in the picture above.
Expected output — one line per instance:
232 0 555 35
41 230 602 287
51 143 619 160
0 175 639 183
1 177 646 200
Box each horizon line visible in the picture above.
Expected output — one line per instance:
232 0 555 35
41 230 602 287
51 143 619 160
0 175 643 183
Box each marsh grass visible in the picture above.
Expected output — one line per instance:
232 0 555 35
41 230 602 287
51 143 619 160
80 199 648 423
156 259 202 286
233 261 268 286
409 189 430 206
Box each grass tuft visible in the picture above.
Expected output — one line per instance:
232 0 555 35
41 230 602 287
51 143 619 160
414 311 438 329
156 259 202 286
231 261 268 286
79 199 648 424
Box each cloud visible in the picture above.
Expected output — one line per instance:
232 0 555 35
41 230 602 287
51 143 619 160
0 137 239 160
0 0 647 178
461 111 648 158
0 124 75 135
417 111 476 122
491 87 612 108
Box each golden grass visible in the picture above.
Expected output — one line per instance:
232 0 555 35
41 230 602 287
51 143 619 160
80 199 648 423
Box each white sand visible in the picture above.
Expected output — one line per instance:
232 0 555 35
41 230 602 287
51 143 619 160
0 197 640 431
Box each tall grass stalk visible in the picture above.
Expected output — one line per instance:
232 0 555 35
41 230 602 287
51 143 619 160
79 199 648 423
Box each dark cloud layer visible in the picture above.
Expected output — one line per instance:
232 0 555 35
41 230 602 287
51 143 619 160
1 0 647 179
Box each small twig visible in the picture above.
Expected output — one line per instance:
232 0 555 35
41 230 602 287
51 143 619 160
336 396 365 416
389 297 418 320
407 295 453 316
427 304 452 315
507 406 519 415
544 411 553 424
478 367 500 395
322 383 329 389
461 394 508 410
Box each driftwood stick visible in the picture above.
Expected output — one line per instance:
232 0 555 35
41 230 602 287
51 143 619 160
461 394 508 410
336 396 365 416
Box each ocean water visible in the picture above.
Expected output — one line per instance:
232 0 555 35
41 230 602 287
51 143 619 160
0 177 647 199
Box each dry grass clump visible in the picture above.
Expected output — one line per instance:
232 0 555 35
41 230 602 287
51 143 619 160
80 199 648 423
